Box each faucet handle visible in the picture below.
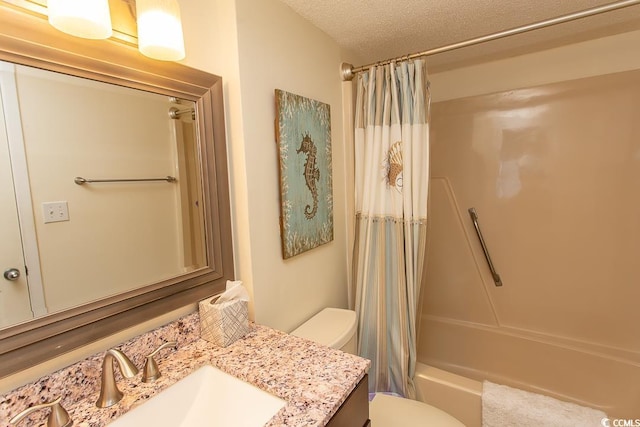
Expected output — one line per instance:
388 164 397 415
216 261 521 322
142 341 177 383
9 396 73 427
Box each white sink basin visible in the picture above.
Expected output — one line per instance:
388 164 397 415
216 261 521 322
109 365 286 427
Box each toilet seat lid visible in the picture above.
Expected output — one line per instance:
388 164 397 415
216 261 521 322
290 308 356 350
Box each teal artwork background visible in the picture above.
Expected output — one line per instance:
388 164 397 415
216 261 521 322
275 89 333 258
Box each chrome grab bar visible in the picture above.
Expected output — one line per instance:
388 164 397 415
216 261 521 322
468 207 503 287
74 176 176 185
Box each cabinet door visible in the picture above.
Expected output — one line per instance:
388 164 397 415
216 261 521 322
326 374 370 427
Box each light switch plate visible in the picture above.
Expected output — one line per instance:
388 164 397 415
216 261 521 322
42 201 69 223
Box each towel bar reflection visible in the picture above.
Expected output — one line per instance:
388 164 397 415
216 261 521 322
74 176 177 185
468 207 503 287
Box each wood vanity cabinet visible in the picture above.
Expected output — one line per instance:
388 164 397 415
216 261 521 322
326 374 370 427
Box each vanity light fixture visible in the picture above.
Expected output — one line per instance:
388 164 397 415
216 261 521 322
47 0 113 40
136 0 186 61
46 0 186 62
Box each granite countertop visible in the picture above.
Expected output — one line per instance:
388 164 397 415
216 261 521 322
0 315 370 427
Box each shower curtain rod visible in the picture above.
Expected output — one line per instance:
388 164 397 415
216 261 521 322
340 0 640 81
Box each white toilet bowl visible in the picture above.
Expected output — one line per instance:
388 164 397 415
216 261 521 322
370 393 465 426
291 308 466 426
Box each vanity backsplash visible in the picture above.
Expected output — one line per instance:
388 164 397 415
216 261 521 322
0 312 201 427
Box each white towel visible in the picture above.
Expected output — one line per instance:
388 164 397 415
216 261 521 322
482 381 607 427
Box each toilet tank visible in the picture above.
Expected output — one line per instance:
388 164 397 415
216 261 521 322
290 308 357 355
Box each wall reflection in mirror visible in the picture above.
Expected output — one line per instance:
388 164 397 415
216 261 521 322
0 60 206 329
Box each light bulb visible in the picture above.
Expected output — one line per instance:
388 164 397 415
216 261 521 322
47 0 112 40
136 0 186 61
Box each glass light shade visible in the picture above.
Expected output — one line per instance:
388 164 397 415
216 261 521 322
47 0 112 40
136 0 186 61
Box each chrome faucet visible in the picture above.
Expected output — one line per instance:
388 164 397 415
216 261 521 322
9 396 73 427
96 348 139 408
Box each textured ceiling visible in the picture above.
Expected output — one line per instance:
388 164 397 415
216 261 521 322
277 0 640 72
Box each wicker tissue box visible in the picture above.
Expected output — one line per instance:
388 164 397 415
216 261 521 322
199 296 249 347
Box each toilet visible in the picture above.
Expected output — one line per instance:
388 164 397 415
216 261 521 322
291 307 357 353
291 308 465 427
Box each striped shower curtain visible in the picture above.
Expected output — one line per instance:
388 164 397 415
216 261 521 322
352 59 430 397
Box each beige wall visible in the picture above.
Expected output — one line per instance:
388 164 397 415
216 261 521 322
430 29 640 102
419 31 640 419
183 0 352 331
233 0 350 331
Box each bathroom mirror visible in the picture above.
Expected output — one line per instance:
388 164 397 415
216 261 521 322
1 62 206 328
0 4 234 377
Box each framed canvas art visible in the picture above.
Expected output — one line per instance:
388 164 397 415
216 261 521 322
275 89 333 259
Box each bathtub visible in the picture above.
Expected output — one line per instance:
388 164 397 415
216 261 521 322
414 363 482 427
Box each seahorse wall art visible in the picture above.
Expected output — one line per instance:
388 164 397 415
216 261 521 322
297 132 320 220
275 88 333 259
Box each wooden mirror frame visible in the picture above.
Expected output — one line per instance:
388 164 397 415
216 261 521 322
0 4 234 378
